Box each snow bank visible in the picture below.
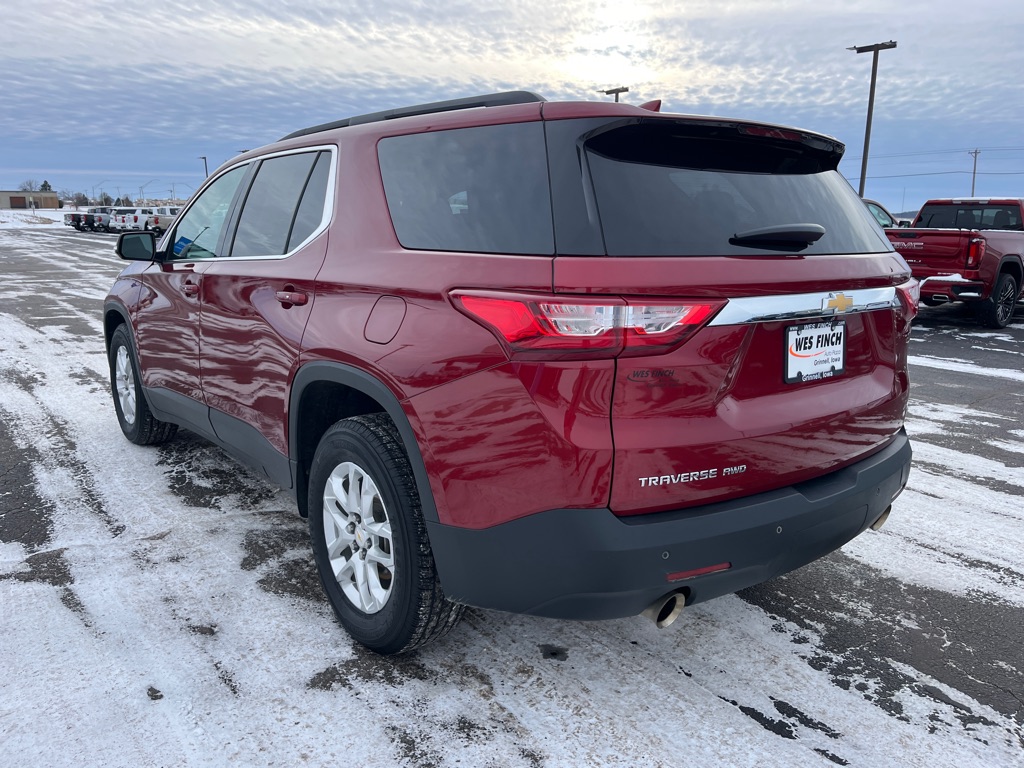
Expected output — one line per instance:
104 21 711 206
0 208 67 229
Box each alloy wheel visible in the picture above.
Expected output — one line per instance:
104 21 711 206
114 346 137 425
322 461 395 614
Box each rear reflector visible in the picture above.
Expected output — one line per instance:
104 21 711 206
452 290 725 359
667 562 732 582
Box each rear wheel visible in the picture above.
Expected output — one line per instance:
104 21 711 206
976 272 1018 328
308 413 464 654
108 325 178 445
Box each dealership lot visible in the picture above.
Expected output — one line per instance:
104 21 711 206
1 227 1021 766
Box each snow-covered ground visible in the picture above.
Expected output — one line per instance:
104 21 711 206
0 226 1021 767
0 208 66 228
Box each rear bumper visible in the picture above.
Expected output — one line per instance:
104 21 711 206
918 274 985 301
427 431 911 620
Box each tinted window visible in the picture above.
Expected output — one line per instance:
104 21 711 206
231 152 320 258
575 120 889 256
170 166 247 259
288 151 331 251
378 122 553 255
915 204 1022 230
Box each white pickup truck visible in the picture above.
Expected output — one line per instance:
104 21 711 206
111 208 152 232
148 206 179 235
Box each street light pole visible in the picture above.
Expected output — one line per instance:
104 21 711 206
139 179 159 205
600 86 629 102
848 40 897 197
199 156 209 177
92 180 109 205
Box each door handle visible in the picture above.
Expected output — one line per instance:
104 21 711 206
181 282 200 296
275 290 308 307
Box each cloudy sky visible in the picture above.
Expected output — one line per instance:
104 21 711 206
2 0 1022 214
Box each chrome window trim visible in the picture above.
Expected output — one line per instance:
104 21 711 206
164 144 336 263
708 287 899 326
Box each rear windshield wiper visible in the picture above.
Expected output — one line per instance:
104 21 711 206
729 223 825 252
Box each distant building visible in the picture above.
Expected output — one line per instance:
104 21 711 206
0 191 61 210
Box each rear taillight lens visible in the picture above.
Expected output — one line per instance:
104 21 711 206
896 279 920 322
133 215 138 222
967 237 985 268
452 291 725 359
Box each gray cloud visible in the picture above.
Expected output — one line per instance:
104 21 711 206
2 0 1022 208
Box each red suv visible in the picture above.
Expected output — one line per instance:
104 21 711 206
105 92 916 654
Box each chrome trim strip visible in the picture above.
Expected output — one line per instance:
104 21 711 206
709 287 899 326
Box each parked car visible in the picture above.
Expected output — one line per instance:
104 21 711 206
84 206 116 232
148 206 179 235
887 197 1024 327
105 91 916 654
864 199 909 229
109 208 137 232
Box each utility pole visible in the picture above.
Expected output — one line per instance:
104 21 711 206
968 149 981 196
848 40 897 197
199 156 209 177
600 86 629 102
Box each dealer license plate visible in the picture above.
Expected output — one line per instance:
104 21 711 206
785 321 846 384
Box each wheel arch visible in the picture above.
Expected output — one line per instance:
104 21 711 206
289 362 438 523
997 255 1023 292
103 301 132 353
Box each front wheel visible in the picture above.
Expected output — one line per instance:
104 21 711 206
308 414 464 654
108 325 178 445
976 272 1019 328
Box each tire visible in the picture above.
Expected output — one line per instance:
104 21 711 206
108 325 178 445
308 413 464 654
975 272 1018 329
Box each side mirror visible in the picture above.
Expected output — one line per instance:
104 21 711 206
117 231 157 261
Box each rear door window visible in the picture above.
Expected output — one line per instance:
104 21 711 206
230 151 325 258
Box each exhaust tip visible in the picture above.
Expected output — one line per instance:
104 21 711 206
870 505 892 531
642 593 685 628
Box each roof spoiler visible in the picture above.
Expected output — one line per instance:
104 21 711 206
281 91 547 140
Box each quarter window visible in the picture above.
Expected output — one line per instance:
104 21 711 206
378 123 553 255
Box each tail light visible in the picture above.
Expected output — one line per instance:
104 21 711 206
133 215 138 223
452 290 725 360
895 278 920 323
153 216 160 226
966 237 985 268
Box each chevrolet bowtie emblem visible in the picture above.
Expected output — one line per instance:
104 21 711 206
823 293 854 313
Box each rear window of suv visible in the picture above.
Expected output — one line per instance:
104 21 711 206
554 118 890 256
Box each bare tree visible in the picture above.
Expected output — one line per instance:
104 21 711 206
18 179 40 192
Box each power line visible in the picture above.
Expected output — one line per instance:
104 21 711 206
845 145 1024 162
844 170 1024 181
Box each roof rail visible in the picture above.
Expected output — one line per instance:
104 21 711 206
281 91 547 140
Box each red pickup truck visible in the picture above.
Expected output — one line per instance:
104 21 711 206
886 198 1024 327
